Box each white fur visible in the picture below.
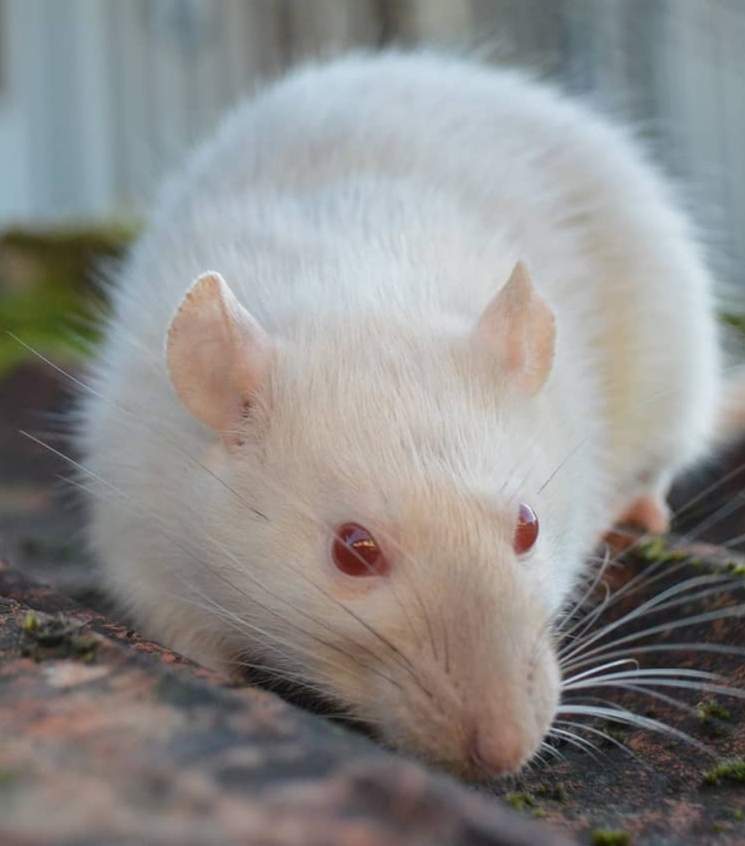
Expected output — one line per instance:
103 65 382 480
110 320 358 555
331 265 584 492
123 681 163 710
77 51 721 777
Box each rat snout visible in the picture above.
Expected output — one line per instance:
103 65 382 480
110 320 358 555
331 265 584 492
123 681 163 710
463 634 561 779
469 724 527 777
360 563 561 780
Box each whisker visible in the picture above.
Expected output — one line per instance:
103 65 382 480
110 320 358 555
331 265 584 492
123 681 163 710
560 573 745 664
562 641 745 674
557 703 711 753
547 726 601 760
560 657 639 688
558 554 696 651
556 548 613 636
564 602 745 668
17 333 434 689
538 436 589 494
24 428 433 700
553 719 643 765
62 459 412 698
563 676 742 703
536 739 565 763
563 666 726 689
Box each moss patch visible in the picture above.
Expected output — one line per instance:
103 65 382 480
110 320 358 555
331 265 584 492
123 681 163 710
19 611 98 663
590 830 631 846
535 782 568 802
703 758 745 787
635 537 689 567
503 792 537 812
697 698 733 737
721 312 745 339
697 699 732 722
0 223 136 377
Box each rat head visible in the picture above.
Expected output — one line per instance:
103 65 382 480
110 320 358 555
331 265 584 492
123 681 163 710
166 262 564 780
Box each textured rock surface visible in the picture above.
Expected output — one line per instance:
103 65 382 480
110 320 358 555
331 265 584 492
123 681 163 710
4 544 745 845
512 539 745 845
0 560 573 846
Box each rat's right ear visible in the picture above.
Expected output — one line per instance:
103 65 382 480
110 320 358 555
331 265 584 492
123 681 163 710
473 261 555 395
166 271 272 441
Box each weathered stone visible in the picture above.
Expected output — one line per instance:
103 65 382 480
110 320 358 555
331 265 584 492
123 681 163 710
0 560 573 846
512 536 745 845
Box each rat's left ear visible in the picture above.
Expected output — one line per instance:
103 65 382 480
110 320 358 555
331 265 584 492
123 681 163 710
166 271 272 444
473 261 555 395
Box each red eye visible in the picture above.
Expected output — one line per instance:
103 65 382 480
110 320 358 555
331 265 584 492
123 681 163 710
332 523 389 577
514 503 539 556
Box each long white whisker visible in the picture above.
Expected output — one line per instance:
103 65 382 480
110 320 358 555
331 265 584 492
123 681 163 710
562 641 745 674
560 574 745 664
556 704 711 753
547 726 601 759
560 658 639 688
557 548 614 637
552 719 642 764
565 602 745 670
564 666 726 687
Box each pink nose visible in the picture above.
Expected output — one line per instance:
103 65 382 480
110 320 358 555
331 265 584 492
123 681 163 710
469 728 526 777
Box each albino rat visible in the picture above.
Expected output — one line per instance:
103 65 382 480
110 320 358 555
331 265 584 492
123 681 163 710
77 52 721 778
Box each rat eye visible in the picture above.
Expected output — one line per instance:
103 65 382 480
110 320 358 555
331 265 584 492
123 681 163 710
513 503 539 556
332 523 389 577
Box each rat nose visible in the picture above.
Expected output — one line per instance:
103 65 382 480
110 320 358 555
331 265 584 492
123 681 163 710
469 727 525 777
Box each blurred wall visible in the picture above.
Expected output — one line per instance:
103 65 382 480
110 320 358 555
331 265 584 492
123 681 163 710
0 0 743 290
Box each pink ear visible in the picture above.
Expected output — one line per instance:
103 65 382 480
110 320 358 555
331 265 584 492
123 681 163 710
474 261 555 395
166 271 271 439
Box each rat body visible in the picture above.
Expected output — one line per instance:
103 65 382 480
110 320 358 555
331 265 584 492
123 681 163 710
78 52 720 778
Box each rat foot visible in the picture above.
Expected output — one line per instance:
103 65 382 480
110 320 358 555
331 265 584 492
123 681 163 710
618 493 671 535
603 493 671 551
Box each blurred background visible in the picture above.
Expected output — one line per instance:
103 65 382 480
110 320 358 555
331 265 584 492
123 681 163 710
1 0 745 597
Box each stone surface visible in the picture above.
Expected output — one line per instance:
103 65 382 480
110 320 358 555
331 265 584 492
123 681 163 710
513 538 745 845
0 560 573 846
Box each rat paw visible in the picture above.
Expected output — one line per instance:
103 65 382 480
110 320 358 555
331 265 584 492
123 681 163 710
603 494 671 551
618 493 671 535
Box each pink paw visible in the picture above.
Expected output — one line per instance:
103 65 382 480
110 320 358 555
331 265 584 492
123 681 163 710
603 494 671 551
618 494 671 535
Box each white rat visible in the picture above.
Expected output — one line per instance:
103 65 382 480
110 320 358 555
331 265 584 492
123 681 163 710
77 51 721 778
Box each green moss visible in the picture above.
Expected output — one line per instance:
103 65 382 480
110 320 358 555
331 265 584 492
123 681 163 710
22 611 39 633
636 537 688 566
703 758 745 787
697 699 732 723
726 562 745 577
721 312 745 338
0 223 137 377
535 782 568 802
590 830 631 846
697 699 733 737
19 611 98 663
733 808 745 822
504 792 537 812
0 769 17 787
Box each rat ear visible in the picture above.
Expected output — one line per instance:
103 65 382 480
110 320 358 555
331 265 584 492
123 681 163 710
166 271 271 441
473 261 555 395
